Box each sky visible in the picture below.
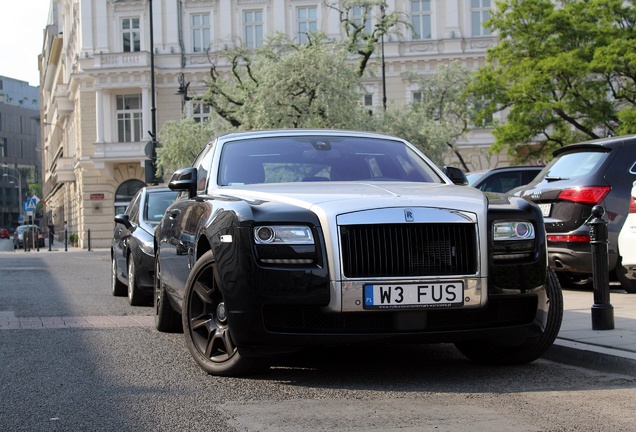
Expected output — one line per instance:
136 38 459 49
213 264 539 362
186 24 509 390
0 0 52 87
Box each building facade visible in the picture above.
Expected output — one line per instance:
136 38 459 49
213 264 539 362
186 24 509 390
39 0 503 249
0 75 41 231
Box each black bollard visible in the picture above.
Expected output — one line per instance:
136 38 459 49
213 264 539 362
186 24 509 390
64 229 68 252
587 205 615 330
88 229 91 252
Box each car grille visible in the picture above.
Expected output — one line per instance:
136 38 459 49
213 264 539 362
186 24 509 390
339 223 478 278
263 296 537 334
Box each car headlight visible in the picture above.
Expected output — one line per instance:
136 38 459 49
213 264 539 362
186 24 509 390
254 226 314 245
253 225 317 265
492 221 536 261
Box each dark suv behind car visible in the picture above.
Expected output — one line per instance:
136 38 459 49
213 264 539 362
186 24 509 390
518 135 636 293
466 166 543 194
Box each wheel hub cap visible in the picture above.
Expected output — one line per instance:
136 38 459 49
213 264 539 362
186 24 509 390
217 302 227 323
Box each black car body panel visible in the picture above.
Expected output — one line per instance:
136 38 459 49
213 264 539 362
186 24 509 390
112 186 178 296
519 136 636 286
155 130 558 371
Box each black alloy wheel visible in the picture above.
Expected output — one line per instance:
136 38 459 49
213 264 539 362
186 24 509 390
127 258 145 306
182 250 268 376
454 268 564 365
154 253 182 333
111 255 126 296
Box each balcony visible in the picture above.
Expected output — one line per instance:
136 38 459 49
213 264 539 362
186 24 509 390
91 51 151 69
53 85 73 116
93 141 146 169
56 157 76 183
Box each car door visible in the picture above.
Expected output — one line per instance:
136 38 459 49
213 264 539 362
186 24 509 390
113 191 142 280
159 145 215 302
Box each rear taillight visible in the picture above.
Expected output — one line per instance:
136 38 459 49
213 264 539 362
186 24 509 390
557 186 610 205
629 196 636 214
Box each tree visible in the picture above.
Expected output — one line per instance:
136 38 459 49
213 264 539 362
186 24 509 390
397 62 476 169
156 118 216 178
472 0 636 162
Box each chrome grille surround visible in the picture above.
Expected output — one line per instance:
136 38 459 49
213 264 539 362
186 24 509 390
334 207 484 312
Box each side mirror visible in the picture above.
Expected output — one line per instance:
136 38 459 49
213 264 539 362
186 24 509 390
169 167 198 199
114 213 132 229
443 166 469 186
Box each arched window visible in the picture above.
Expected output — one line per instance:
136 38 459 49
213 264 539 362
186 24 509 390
114 179 145 214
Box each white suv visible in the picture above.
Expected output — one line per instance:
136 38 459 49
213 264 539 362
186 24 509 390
618 180 636 292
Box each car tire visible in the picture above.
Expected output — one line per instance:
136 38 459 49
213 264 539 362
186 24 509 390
455 268 563 365
182 250 269 377
111 255 127 297
154 254 182 333
127 258 145 306
616 259 636 294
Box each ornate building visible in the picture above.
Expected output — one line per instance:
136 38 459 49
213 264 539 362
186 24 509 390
39 0 501 248
0 75 41 231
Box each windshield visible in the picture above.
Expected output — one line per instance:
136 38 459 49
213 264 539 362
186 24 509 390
144 191 179 223
218 136 443 186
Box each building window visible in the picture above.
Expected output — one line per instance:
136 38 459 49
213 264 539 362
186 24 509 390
192 13 210 53
471 0 492 37
297 6 317 44
192 101 211 124
364 94 373 106
351 5 372 34
411 1 432 40
0 137 6 157
116 94 143 143
412 91 422 103
121 18 141 52
244 10 263 49
114 179 146 215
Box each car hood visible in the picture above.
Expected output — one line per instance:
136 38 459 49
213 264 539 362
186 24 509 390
217 182 487 216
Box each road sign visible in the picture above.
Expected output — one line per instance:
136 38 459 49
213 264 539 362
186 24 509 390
24 198 37 212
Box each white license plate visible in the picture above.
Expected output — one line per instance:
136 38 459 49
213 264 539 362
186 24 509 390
363 282 464 309
538 203 551 217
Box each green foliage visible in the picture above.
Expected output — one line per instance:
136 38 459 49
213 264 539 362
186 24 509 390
472 0 636 162
156 118 216 178
159 1 473 171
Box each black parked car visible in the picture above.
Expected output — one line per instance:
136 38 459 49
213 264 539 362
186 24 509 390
154 129 562 377
466 166 543 194
111 186 178 305
518 135 636 293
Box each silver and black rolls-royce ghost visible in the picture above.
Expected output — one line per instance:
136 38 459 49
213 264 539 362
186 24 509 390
154 129 562 376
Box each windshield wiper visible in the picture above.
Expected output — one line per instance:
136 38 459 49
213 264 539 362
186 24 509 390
544 176 568 181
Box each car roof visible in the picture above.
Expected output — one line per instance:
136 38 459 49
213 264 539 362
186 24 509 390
216 128 402 143
552 135 636 157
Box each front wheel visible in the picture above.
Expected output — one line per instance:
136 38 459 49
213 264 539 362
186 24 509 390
154 254 182 333
182 250 269 376
111 255 126 297
455 268 563 365
616 258 636 294
127 258 145 306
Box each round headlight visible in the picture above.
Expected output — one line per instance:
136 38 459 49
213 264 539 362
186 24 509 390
255 226 275 243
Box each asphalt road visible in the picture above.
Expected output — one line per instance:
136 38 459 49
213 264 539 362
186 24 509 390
1 244 636 431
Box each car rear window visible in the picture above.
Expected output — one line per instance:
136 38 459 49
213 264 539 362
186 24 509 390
543 151 608 180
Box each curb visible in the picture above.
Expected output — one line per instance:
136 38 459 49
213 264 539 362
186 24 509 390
543 338 636 377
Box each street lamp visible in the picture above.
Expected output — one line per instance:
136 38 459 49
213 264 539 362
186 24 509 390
380 4 387 111
176 73 191 103
1 165 23 223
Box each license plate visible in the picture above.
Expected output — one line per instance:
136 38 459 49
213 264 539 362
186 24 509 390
363 282 464 309
538 203 551 217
